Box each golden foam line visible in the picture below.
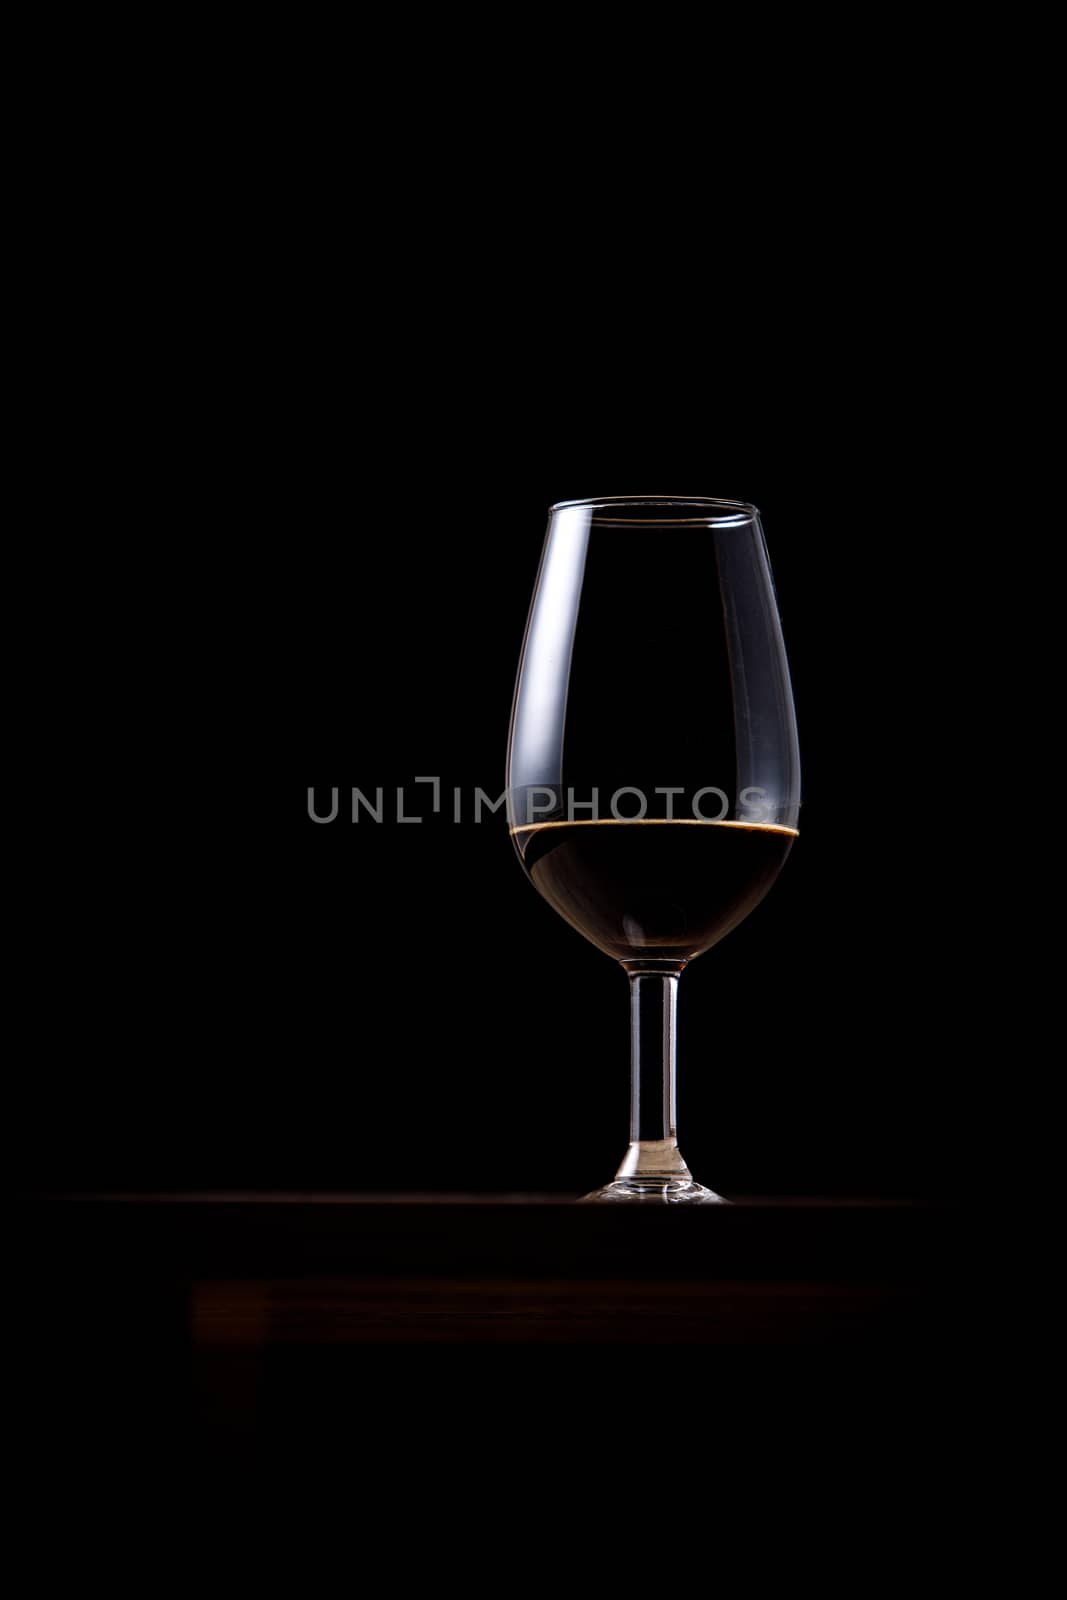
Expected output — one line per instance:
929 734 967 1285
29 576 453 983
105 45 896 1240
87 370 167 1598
587 516 753 525
509 819 799 838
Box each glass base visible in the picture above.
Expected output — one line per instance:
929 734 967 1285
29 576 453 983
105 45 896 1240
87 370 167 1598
579 1177 728 1205
578 1140 730 1204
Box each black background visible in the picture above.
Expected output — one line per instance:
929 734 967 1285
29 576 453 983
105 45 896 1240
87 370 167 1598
7 43 1011 1554
20 347 969 1202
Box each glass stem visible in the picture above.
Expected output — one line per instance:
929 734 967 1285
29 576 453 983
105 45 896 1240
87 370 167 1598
614 965 694 1183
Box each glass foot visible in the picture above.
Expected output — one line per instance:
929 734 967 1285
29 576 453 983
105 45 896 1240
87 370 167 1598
579 1177 728 1204
578 1141 730 1203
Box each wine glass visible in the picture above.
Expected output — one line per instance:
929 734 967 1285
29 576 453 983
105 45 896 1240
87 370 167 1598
506 496 800 1203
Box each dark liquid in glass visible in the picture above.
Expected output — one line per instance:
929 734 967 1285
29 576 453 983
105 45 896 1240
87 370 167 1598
515 820 795 962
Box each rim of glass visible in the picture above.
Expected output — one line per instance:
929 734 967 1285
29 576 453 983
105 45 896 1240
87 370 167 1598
549 495 759 526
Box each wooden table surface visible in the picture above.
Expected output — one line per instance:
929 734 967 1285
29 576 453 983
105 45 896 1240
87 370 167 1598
14 1192 979 1448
